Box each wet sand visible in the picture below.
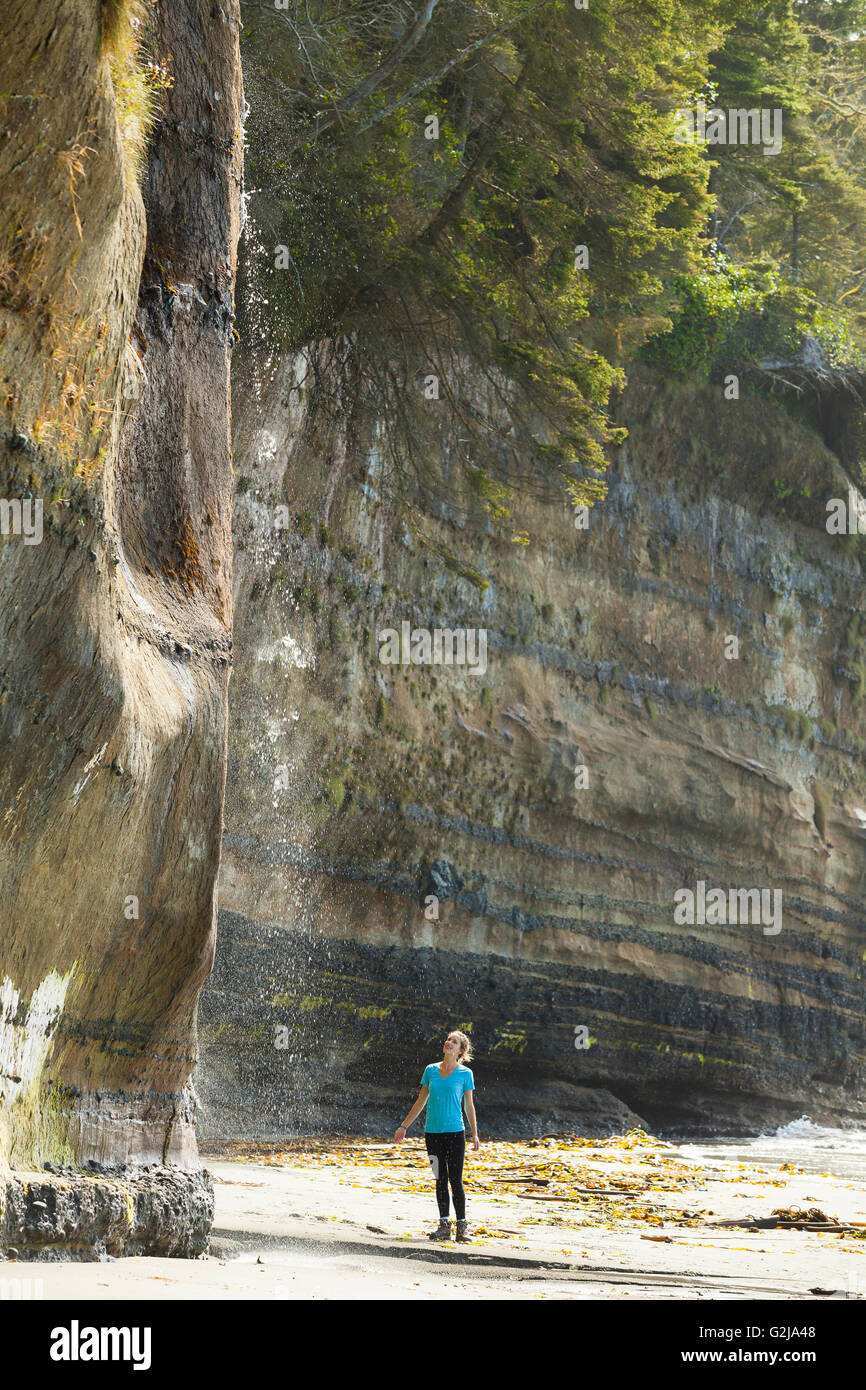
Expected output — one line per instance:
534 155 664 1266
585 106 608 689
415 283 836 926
3 1133 865 1299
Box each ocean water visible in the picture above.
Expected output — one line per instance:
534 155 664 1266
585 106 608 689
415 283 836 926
680 1116 866 1182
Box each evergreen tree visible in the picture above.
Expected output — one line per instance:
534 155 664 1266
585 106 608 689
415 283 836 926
241 0 731 540
706 0 866 322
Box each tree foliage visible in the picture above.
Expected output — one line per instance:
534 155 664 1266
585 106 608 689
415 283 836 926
241 0 731 531
641 254 817 377
240 0 866 537
704 0 866 321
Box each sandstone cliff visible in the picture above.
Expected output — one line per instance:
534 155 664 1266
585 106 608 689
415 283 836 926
0 0 242 1257
201 346 866 1140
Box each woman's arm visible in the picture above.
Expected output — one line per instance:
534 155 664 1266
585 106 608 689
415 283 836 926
464 1092 480 1151
394 1086 429 1142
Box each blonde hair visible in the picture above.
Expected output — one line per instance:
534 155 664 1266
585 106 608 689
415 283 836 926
450 1030 473 1063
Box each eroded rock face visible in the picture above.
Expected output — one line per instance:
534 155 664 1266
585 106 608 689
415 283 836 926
200 352 866 1140
0 0 242 1253
1 1166 214 1262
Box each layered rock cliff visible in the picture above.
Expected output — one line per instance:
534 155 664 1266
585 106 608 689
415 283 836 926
4 7 865 1269
200 345 866 1140
0 0 242 1256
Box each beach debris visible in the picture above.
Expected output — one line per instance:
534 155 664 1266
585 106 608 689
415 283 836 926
771 1206 836 1227
218 1132 720 1236
709 1206 865 1233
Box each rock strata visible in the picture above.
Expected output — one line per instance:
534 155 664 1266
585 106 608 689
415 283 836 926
200 354 866 1139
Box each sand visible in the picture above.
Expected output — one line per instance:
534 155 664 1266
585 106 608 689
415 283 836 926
2 1134 865 1300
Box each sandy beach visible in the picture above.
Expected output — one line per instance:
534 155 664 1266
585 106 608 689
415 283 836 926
3 1129 865 1300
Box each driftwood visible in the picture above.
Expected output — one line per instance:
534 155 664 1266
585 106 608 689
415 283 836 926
709 1207 866 1234
499 1177 550 1185
510 1188 640 1201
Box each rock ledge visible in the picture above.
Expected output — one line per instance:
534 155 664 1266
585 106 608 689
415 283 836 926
0 1166 214 1261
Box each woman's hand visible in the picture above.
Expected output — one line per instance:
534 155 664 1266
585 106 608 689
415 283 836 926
395 1089 427 1143
471 1135 480 1152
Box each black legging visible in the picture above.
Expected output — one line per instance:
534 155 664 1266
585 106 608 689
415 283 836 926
425 1131 466 1220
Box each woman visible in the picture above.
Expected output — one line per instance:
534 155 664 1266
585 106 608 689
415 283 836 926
394 1030 480 1242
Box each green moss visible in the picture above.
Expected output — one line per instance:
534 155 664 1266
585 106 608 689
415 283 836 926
327 612 346 649
599 684 610 706
100 0 147 53
327 776 346 809
294 581 319 613
781 707 799 738
813 783 830 840
103 0 170 188
490 1029 528 1055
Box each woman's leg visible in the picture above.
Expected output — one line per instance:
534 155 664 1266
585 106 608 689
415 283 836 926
425 1135 451 1217
445 1132 466 1221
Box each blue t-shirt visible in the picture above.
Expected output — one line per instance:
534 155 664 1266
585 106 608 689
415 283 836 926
421 1062 475 1133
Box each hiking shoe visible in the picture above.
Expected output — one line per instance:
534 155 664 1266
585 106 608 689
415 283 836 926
429 1219 452 1241
455 1220 470 1243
